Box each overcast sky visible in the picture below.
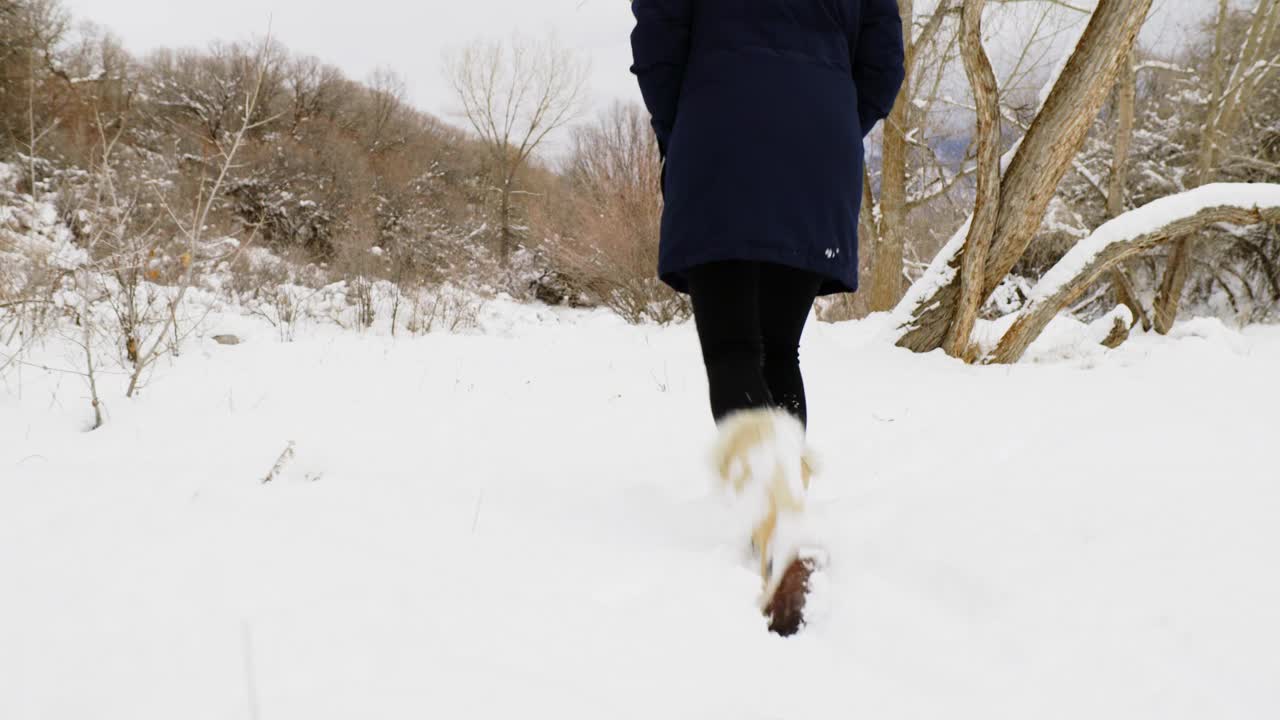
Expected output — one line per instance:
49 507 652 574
61 0 1219 140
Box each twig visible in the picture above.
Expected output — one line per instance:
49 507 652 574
80 287 104 430
6 358 130 377
261 441 296 484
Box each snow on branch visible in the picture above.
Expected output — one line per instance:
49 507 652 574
987 183 1280 363
1135 60 1192 75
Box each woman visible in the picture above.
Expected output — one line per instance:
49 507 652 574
630 0 905 623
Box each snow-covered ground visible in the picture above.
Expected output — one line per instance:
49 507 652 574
3 304 1279 719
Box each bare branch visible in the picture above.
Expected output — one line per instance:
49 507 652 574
990 185 1280 363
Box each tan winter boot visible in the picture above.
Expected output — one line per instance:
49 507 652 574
711 408 816 588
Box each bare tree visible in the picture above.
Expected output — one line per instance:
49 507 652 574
867 0 920 312
283 55 345 135
364 66 408 153
146 39 285 146
1153 0 1280 333
884 0 1280 363
894 0 1154 356
444 33 589 263
863 0 1080 315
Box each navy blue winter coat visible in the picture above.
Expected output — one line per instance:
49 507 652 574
630 0 905 295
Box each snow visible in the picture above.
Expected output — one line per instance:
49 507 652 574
1043 196 1091 239
886 214 969 335
1036 27 1080 109
4 301 1280 719
1136 60 1191 75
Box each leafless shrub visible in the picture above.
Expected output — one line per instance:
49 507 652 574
0 174 68 371
545 102 689 325
405 287 482 335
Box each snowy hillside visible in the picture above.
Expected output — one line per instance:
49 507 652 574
3 305 1278 719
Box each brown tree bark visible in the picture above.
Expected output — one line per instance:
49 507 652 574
1105 50 1150 332
868 0 915 312
1110 265 1148 331
943 0 1001 360
860 165 880 254
895 0 1152 353
1106 51 1135 221
1100 313 1130 348
856 164 881 312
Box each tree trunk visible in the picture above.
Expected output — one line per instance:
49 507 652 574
895 0 1152 353
868 0 914 312
1105 51 1149 331
860 165 880 260
1106 51 1135 221
1111 265 1148 331
1194 0 1235 185
1152 237 1192 333
944 0 1001 360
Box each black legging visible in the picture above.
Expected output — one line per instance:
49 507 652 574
686 261 824 427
